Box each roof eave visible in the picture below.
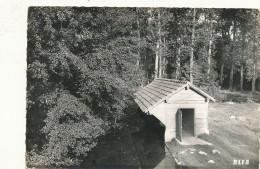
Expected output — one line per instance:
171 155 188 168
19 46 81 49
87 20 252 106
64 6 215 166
188 83 216 102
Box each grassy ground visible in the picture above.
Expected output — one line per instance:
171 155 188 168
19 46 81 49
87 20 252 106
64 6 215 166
167 102 259 169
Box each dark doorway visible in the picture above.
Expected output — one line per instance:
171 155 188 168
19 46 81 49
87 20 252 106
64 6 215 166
181 108 194 137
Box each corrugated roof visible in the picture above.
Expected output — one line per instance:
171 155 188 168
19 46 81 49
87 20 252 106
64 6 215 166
134 78 215 113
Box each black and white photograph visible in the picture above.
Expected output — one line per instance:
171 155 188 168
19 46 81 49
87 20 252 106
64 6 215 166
1 3 259 169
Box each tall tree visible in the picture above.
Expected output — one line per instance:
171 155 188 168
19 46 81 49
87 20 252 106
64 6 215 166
229 20 236 91
158 9 163 78
176 37 181 79
237 9 251 91
220 28 225 88
190 8 196 84
250 10 260 92
240 31 246 91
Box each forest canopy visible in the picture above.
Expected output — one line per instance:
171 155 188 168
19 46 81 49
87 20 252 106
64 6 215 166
27 7 260 167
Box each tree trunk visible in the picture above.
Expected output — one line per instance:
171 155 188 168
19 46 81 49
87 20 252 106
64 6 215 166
176 37 181 79
150 9 158 79
136 9 141 66
240 64 244 91
229 62 234 91
229 21 236 91
155 42 159 79
252 57 256 92
144 39 149 84
136 9 143 86
220 26 225 89
162 37 166 78
158 10 162 78
240 32 245 92
190 8 196 84
146 9 152 83
220 62 224 88
208 20 213 76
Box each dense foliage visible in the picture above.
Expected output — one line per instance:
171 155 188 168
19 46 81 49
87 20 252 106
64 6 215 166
27 7 144 166
27 7 260 167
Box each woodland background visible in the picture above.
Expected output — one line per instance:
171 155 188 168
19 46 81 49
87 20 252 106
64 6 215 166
26 7 260 167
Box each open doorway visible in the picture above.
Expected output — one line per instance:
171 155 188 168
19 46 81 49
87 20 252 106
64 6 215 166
181 109 195 137
176 108 195 142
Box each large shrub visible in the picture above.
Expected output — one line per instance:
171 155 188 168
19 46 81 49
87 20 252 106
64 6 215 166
30 91 106 167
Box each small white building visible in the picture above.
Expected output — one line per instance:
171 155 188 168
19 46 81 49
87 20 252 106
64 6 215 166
134 78 215 142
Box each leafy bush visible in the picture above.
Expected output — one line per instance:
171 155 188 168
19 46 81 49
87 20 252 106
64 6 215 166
26 148 81 167
34 91 106 167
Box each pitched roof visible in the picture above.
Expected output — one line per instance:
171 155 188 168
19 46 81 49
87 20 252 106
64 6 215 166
134 78 215 113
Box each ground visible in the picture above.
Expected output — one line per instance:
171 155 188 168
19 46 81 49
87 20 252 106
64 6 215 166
167 102 260 169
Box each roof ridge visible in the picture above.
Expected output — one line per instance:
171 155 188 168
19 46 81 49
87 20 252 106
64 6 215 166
156 78 188 84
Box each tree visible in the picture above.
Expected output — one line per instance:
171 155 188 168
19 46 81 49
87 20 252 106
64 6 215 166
154 9 160 79
230 16 237 91
190 8 196 84
248 10 260 92
164 8 189 80
235 9 254 91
